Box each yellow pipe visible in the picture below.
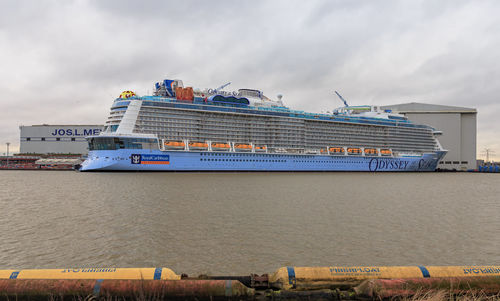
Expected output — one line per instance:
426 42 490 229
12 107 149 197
0 270 17 279
426 266 500 277
0 268 180 280
270 266 500 290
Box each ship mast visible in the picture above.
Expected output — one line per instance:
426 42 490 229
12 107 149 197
334 91 349 107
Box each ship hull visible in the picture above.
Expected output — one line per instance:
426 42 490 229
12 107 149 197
80 149 446 172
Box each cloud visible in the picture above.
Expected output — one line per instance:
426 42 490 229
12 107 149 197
0 0 499 159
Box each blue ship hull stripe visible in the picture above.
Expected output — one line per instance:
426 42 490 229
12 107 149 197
80 149 446 172
418 266 431 278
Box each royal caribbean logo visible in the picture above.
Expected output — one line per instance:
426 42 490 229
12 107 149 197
131 154 141 164
131 154 170 165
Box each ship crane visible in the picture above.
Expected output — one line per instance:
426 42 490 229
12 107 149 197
214 82 231 93
334 91 349 107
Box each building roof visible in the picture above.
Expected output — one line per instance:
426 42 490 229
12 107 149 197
381 102 476 113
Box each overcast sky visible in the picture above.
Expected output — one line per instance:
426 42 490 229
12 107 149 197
1 0 499 160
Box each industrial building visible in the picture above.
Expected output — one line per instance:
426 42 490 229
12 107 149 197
19 125 103 155
381 103 477 170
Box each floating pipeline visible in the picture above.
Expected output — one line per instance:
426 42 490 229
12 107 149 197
0 266 499 300
0 267 180 280
354 276 500 299
269 266 500 290
0 279 254 300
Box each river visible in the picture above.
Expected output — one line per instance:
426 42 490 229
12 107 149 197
0 171 498 276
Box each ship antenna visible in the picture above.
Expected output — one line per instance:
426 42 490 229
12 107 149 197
334 91 349 107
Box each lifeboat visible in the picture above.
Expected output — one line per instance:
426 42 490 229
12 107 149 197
188 142 209 150
347 147 362 155
211 142 230 151
364 148 378 156
320 148 328 154
254 145 267 152
235 143 252 152
380 149 393 156
329 147 345 154
164 141 185 150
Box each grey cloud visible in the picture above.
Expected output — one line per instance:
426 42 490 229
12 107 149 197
1 0 499 158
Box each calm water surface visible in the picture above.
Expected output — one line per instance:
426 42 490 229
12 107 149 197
0 171 498 275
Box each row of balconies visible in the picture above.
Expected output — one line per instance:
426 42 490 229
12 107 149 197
140 125 435 146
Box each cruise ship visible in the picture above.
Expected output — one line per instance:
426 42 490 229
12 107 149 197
79 79 447 172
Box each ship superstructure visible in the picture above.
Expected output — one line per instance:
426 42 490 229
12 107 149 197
80 79 446 172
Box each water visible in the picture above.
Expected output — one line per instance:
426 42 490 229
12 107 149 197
0 171 498 276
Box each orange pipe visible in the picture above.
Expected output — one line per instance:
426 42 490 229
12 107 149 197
0 279 254 299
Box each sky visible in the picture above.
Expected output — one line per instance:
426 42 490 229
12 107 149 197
1 0 499 160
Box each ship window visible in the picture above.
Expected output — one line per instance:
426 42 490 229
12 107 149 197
56 138 61 141
71 138 76 141
461 161 468 164
41 138 45 141
26 137 31 141
89 137 158 151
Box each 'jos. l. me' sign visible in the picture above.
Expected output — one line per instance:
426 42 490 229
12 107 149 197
50 128 101 136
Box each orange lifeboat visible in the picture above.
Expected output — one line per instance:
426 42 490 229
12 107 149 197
380 149 393 156
364 148 378 156
329 147 345 154
188 142 209 150
235 143 252 152
164 141 185 149
347 147 362 155
211 142 230 151
254 145 267 152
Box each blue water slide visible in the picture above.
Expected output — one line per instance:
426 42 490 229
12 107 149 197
163 79 175 96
